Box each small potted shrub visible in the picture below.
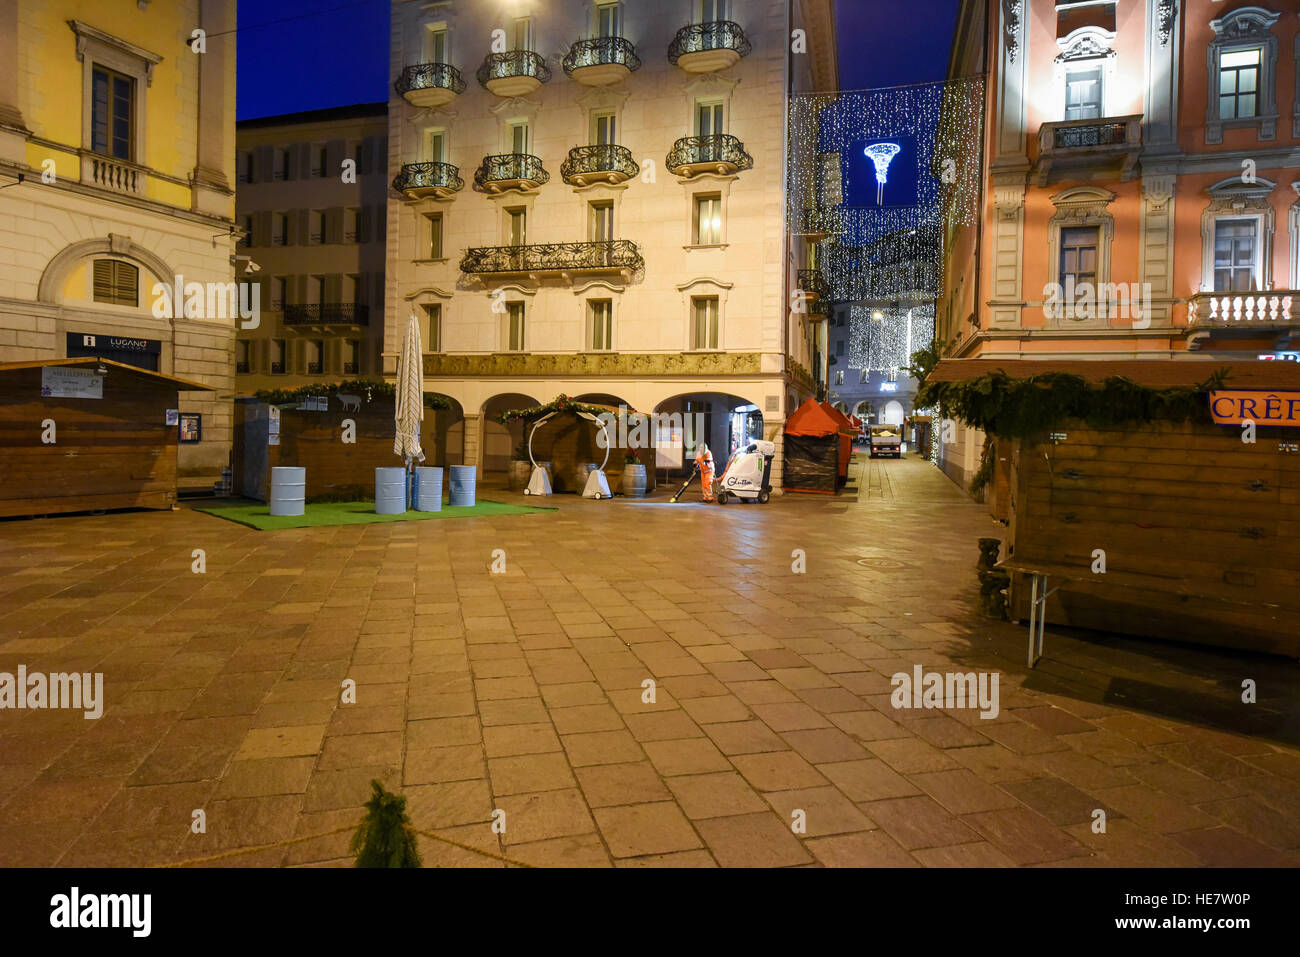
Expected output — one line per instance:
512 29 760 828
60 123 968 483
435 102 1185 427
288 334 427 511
622 449 647 497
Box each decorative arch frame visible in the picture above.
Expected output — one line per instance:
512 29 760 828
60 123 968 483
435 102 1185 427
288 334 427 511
1045 186 1117 328
1200 176 1277 293
1205 5 1281 144
37 234 176 304
1054 26 1118 120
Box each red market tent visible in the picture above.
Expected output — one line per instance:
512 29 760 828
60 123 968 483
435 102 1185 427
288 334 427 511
783 397 840 494
821 402 857 481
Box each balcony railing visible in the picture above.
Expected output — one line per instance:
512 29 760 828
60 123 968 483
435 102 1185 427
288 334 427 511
392 161 464 198
307 361 323 375
1187 291 1297 327
476 50 552 92
282 304 371 326
562 37 642 81
666 134 753 176
797 269 827 301
83 152 144 196
460 240 643 277
1035 114 1142 186
560 145 639 186
473 153 549 192
395 62 467 106
667 21 752 69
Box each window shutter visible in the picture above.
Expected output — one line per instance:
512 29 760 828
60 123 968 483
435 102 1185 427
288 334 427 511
327 207 344 244
357 206 371 245
254 210 272 248
296 209 311 245
325 139 345 180
354 139 369 176
93 260 114 302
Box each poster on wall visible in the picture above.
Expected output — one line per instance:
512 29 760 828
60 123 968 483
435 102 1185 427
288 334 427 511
178 413 202 443
656 426 683 469
165 409 179 426
41 366 103 399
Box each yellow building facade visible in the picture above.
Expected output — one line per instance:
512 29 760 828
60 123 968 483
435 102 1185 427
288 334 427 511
0 0 237 485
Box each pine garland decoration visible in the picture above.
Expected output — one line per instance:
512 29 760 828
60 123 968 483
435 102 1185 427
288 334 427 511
351 780 422 868
253 378 451 411
916 368 1230 441
497 393 646 425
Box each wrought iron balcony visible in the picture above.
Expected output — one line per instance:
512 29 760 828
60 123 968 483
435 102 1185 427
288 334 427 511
562 37 642 86
476 50 552 97
560 145 639 186
666 134 753 177
1035 114 1141 186
282 303 371 327
1186 290 1299 348
395 62 467 108
797 269 827 302
460 240 643 279
667 21 752 73
392 162 464 200
473 153 549 193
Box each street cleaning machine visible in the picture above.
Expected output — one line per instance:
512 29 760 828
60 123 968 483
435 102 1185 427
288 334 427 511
715 440 775 504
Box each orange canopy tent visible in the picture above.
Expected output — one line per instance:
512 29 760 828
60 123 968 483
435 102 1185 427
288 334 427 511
820 402 856 481
783 397 840 494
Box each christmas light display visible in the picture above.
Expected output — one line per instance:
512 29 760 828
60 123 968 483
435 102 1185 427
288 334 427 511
848 303 935 372
862 142 902 204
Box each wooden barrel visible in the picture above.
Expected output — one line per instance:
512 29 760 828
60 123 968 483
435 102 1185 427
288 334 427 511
622 463 647 497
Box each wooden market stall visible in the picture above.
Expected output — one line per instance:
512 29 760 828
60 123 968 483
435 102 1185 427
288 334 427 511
234 381 448 502
783 397 841 494
0 358 214 517
921 358 1300 659
499 396 654 495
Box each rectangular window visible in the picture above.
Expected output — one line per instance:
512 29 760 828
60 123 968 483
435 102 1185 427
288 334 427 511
589 201 614 242
92 259 138 307
1060 226 1099 287
271 276 287 310
592 112 616 146
507 207 526 246
425 129 446 163
422 303 442 353
589 299 613 351
277 147 291 180
343 339 360 375
691 296 719 350
506 301 526 352
835 370 844 385
513 17 532 51
597 2 619 37
309 210 324 244
241 215 253 248
1214 219 1258 292
1064 65 1103 121
313 144 327 177
426 213 444 258
235 340 250 374
700 0 727 22
694 194 722 245
273 212 289 246
345 207 360 243
509 122 529 155
91 65 134 160
426 27 448 63
270 338 286 375
306 339 323 375
836 340 844 356
695 101 724 137
860 369 870 383
1219 48 1261 120
309 274 326 305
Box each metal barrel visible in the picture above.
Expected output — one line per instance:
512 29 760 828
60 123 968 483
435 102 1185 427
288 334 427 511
413 467 443 512
269 467 306 516
375 467 407 514
448 464 477 507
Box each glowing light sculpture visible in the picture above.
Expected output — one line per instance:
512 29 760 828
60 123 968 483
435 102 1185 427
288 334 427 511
863 142 902 205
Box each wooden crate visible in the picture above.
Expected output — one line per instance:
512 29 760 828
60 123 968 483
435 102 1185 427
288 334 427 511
1006 419 1300 657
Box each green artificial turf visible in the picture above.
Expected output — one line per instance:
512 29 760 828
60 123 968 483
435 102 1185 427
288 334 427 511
192 498 554 530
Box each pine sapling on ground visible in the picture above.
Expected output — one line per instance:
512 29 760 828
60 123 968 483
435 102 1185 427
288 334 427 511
351 780 422 868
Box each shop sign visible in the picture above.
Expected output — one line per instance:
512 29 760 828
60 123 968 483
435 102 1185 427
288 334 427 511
41 366 102 399
1208 390 1300 427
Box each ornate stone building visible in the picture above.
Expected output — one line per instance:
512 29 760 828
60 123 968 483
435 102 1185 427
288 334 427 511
385 0 836 483
0 0 238 486
936 0 1300 488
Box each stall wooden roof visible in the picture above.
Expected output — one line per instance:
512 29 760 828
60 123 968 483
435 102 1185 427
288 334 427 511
927 358 1300 390
0 357 215 391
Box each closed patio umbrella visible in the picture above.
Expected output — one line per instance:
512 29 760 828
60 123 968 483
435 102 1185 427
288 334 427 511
394 313 426 474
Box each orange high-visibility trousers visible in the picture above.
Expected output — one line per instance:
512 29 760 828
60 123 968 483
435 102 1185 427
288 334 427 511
696 451 715 502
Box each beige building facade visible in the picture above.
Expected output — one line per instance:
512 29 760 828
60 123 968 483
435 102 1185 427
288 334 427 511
0 0 237 485
234 103 389 394
386 0 835 482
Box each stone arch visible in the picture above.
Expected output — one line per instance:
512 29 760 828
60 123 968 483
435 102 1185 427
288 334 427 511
480 391 544 476
38 235 177 304
653 389 764 471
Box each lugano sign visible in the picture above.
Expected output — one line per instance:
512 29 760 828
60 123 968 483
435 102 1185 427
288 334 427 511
1208 390 1300 427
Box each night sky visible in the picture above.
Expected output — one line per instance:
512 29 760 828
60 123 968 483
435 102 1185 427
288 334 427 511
235 0 960 120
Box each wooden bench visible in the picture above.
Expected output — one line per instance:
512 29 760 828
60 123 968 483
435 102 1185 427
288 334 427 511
995 559 1193 668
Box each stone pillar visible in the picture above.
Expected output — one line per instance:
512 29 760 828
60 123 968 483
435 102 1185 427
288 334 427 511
988 1 1031 331
1139 173 1177 325
462 413 484 475
191 0 234 217
1144 0 1181 152
988 177 1027 329
0 0 30 165
766 416 786 493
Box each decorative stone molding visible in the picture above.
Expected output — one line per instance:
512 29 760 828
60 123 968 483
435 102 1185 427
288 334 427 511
1045 187 1118 328
1141 173 1176 211
1157 0 1178 48
1288 181 1300 288
37 235 175 304
68 20 162 86
1205 6 1281 145
1140 174 1178 324
1003 0 1022 64
422 351 763 378
69 20 163 168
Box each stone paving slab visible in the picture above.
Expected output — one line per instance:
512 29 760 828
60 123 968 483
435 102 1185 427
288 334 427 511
0 454 1298 867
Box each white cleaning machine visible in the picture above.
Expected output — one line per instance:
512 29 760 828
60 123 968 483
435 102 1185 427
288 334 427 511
715 440 775 505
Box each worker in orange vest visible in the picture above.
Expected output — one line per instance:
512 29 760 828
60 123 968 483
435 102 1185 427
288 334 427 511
695 442 715 502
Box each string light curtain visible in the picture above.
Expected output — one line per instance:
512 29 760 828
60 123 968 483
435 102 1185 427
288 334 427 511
849 303 936 372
